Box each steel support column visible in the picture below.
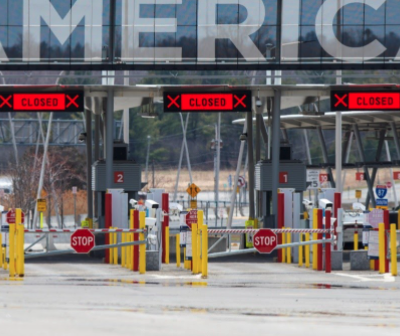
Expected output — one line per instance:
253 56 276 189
271 90 281 227
106 88 114 189
366 129 386 208
390 122 400 159
86 107 93 221
246 110 255 219
317 127 336 188
353 124 376 207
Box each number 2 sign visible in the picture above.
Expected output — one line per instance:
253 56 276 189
114 172 124 183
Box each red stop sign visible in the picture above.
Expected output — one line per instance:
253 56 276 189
71 229 95 254
253 229 278 254
6 209 25 224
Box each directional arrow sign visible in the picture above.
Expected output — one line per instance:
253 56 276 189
253 229 278 254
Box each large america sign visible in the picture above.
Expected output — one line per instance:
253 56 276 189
0 0 399 70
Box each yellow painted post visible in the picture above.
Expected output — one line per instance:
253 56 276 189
390 224 398 276
367 246 374 270
129 210 134 271
312 209 318 270
286 231 291 264
121 233 126 268
108 227 113 264
17 224 25 277
354 232 358 251
40 212 43 229
379 223 385 274
165 226 170 264
192 223 198 274
299 234 303 267
305 232 310 268
139 211 146 274
202 223 208 278
198 211 204 268
114 231 118 265
15 209 22 276
9 223 15 277
176 234 181 268
282 227 286 263
0 233 2 269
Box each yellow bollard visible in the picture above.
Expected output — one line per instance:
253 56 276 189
354 232 359 251
9 223 16 277
129 210 134 271
202 223 208 278
17 223 25 277
121 233 126 268
15 209 22 276
305 232 310 268
390 224 398 276
379 223 385 274
139 211 146 274
165 227 170 264
192 223 198 274
198 211 204 268
299 234 303 267
0 233 3 269
282 227 286 263
108 227 113 265
312 209 318 270
176 234 181 268
40 211 44 229
113 231 118 265
286 231 291 264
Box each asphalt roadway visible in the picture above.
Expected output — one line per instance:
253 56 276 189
0 255 399 336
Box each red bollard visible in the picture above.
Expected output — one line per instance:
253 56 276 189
325 210 332 273
133 210 139 271
333 193 341 250
384 210 390 273
162 193 169 264
277 193 285 263
105 193 112 264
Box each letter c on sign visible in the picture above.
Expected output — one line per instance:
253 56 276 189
315 0 386 61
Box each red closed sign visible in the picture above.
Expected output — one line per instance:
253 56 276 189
394 172 400 180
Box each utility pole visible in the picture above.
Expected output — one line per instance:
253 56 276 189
145 135 151 182
152 160 155 188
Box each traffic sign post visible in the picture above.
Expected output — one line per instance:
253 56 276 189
253 229 278 254
70 229 95 254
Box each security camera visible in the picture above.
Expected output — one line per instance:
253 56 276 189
318 198 333 210
129 199 138 208
145 200 159 209
256 99 262 108
78 132 87 143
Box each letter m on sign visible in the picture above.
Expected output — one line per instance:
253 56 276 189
23 0 103 61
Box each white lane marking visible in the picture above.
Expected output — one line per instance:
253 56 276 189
335 273 395 282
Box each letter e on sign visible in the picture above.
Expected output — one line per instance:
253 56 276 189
114 172 124 183
279 172 288 184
